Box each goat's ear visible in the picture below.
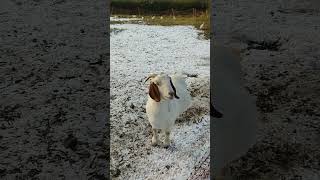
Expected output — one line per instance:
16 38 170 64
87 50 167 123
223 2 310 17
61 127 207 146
149 82 161 102
170 78 180 99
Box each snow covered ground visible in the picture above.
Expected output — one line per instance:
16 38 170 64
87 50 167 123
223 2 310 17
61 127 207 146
110 16 143 22
110 17 210 179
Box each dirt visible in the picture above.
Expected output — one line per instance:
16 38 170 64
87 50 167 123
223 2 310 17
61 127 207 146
0 0 109 179
213 0 320 179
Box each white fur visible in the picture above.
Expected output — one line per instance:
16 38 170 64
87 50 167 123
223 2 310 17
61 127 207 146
146 74 192 146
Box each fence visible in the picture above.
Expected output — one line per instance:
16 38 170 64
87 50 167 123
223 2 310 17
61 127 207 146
111 0 210 16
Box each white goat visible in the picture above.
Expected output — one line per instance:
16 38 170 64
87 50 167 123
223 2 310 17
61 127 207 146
145 73 192 147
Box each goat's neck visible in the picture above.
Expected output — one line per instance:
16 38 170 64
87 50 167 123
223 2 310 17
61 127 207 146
162 99 172 112
151 98 172 112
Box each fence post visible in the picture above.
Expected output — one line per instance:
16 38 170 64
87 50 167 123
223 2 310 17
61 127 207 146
171 8 175 19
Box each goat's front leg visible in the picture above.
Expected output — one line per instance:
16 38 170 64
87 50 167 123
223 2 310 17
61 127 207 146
163 130 171 148
151 129 159 146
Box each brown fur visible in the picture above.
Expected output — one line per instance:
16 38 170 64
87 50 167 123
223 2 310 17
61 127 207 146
149 82 161 102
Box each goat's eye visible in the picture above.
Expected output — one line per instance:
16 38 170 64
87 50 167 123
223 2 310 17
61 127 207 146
155 82 160 86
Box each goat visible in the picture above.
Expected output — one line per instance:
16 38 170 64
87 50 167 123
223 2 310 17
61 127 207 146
145 73 192 147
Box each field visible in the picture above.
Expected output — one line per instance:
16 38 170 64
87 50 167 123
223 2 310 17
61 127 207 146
110 3 210 179
112 14 210 39
110 17 210 179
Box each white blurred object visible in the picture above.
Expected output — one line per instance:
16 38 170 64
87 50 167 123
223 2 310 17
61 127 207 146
160 16 163 20
151 16 155 20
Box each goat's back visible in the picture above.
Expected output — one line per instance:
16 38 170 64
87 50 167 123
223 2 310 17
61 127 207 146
171 75 192 115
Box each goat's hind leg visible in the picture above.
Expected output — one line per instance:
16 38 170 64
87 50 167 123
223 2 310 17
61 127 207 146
151 128 159 146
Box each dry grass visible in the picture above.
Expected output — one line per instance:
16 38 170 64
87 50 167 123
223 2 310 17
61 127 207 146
112 14 210 39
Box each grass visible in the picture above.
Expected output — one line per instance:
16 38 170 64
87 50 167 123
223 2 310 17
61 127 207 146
111 13 210 39
110 0 211 39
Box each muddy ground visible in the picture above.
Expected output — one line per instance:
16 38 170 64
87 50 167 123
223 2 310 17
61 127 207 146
0 0 108 179
213 0 320 179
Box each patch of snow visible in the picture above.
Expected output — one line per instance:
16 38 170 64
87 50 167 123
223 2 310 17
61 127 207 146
111 22 210 179
132 116 210 180
110 16 143 22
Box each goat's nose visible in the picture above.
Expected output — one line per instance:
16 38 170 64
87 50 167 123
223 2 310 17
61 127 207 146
169 92 174 96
